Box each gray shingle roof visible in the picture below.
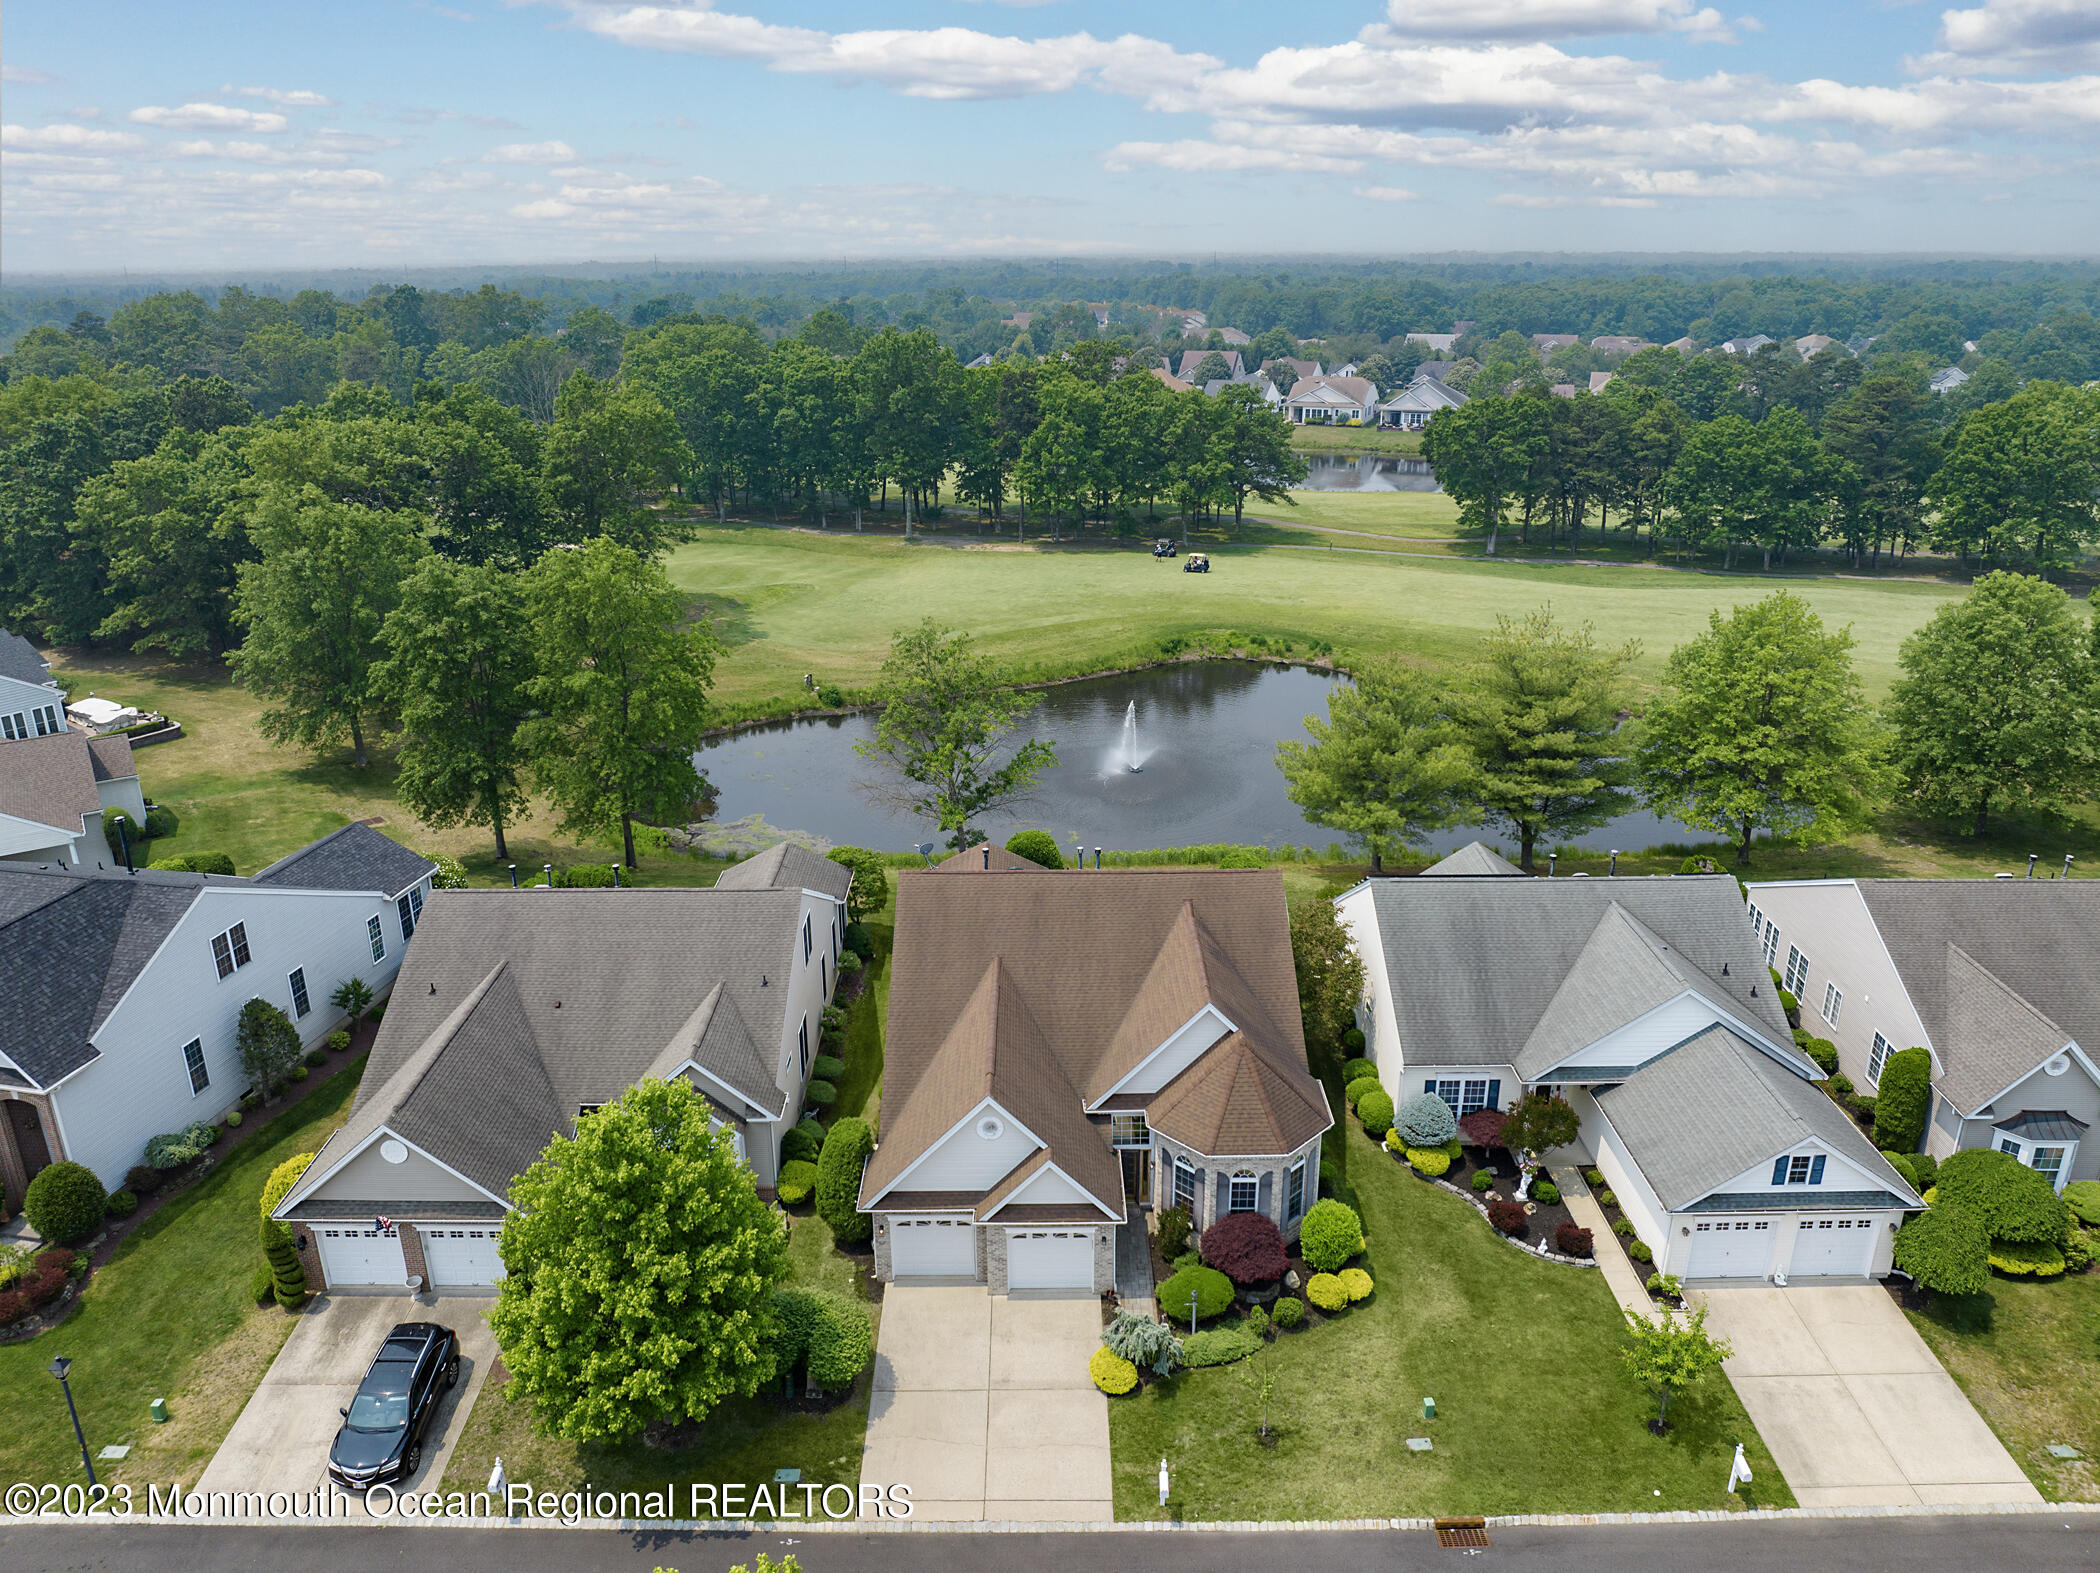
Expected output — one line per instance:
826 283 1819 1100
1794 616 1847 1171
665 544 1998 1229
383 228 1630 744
1854 880 2100 1115
1358 875 1792 1069
1595 1025 1921 1212
1421 842 1526 878
1518 902 1745 1079
280 888 805 1211
252 821 435 897
0 631 53 688
712 840 852 901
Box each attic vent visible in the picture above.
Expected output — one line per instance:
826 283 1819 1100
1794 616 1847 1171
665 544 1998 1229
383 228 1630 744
379 1139 409 1165
976 1115 1005 1141
2045 1055 2070 1077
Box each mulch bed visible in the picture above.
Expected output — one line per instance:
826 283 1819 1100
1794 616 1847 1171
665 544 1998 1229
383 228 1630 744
1586 1179 1681 1311
1431 1144 1582 1252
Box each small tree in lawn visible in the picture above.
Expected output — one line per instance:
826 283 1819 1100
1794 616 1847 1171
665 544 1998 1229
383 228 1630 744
236 998 303 1098
1892 1205 1990 1305
1621 1303 1733 1434
1239 1352 1280 1443
330 976 373 1029
488 1077 788 1442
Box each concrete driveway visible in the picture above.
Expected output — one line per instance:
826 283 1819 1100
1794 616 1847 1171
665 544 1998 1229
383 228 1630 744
859 1285 1112 1522
198 1292 497 1510
1692 1285 2041 1507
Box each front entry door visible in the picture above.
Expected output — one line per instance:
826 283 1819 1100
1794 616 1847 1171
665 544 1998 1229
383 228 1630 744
5 1100 52 1183
1121 1148 1151 1207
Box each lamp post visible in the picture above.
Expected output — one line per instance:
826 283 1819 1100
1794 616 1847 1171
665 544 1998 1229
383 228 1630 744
49 1357 96 1488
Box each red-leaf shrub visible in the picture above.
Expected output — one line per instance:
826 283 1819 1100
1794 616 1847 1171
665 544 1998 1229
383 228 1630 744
1198 1210 1289 1286
1487 1199 1528 1236
24 1264 69 1308
0 1289 28 1326
1554 1222 1593 1258
34 1247 75 1276
1458 1108 1507 1149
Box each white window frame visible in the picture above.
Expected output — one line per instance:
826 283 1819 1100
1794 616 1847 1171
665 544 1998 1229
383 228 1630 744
1867 1032 1891 1088
1109 1113 1149 1148
288 966 311 1019
367 914 386 962
802 914 813 963
1784 945 1810 996
1173 1156 1195 1212
1761 920 1779 964
1821 981 1842 1026
1286 1159 1306 1221
1434 1078 1491 1116
1227 1172 1258 1214
211 921 251 980
798 1017 810 1077
1994 1131 2076 1192
181 1037 209 1095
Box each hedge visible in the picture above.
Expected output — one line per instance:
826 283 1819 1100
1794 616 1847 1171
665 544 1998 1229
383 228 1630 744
810 1055 846 1085
1893 1204 1990 1297
1157 1264 1235 1324
1988 1240 2067 1278
2062 1180 2100 1227
1403 1144 1451 1177
1298 1198 1364 1272
24 1162 107 1244
781 1124 822 1165
1801 1037 1839 1076
771 1285 875 1389
815 1117 874 1242
1933 1148 2072 1246
148 851 236 875
1356 1087 1395 1139
1183 1323 1264 1368
1872 1047 1933 1153
552 863 618 888
1090 1346 1139 1395
1305 1273 1349 1313
776 1160 819 1207
1344 1076 1381 1111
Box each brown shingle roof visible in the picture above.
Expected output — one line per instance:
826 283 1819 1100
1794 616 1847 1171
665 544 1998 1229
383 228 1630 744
1148 1030 1330 1155
85 733 137 785
0 730 104 834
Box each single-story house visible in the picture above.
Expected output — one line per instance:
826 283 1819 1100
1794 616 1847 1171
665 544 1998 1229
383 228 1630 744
1150 368 1195 394
1663 336 1696 353
0 823 434 1211
1336 852 1921 1282
860 867 1332 1295
1176 349 1246 382
272 844 850 1292
1930 366 1970 394
1379 374 1468 430
1721 334 1776 355
1590 336 1650 357
1531 334 1581 352
1284 375 1380 425
1264 356 1323 388
1743 878 2098 1191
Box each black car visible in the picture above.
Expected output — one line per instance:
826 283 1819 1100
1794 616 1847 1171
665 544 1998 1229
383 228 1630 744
328 1322 459 1488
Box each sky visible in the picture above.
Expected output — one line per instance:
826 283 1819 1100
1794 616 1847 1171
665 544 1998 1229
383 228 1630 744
2 0 2097 273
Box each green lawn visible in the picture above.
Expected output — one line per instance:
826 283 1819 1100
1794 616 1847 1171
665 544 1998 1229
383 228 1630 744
1252 489 1466 540
1906 1270 2100 1502
437 1208 878 1507
1107 1124 1793 1521
0 1063 363 1487
1290 425 1423 456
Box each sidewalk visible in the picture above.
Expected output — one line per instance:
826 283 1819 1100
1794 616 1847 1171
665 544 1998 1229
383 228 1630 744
1551 1166 1660 1322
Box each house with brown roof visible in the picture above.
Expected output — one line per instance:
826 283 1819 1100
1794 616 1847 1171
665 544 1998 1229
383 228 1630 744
1175 349 1245 382
860 868 1331 1293
0 632 147 866
1590 336 1651 357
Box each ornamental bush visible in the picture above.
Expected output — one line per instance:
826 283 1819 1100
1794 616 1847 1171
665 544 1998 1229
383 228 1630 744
1154 1205 1193 1261
815 1117 875 1242
1532 1180 1561 1205
1393 1091 1458 1148
106 1190 139 1219
1554 1221 1593 1258
552 863 618 888
1244 1304 1269 1338
143 803 180 840
1872 1047 1933 1154
1184 1322 1264 1368
2062 1180 2100 1227
1988 1240 2066 1278
24 1162 107 1244
1343 1027 1366 1053
1486 1199 1527 1236
1934 1148 2072 1246
1599 1190 1617 1208
842 921 876 963
811 1055 846 1085
1405 1146 1451 1177
145 1120 218 1169
1629 1239 1653 1262
1802 1037 1839 1076
1199 1210 1288 1286
1090 1346 1139 1395
776 1160 818 1207
781 1125 821 1165
1341 1058 1379 1086
1356 1087 1395 1139
1271 1296 1304 1329
804 1079 838 1107
1830 1073 1855 1097
1893 1204 1990 1297
224 1111 242 1127
1103 1309 1184 1376
1458 1108 1508 1149
258 1153 316 1247
1004 830 1064 870
1157 1264 1236 1324
1344 1076 1381 1111
1614 1216 1636 1237
260 1218 307 1309
126 1165 162 1196
771 1285 875 1389
303 1047 328 1068
1337 1267 1373 1302
1305 1273 1349 1313
1472 1168 1495 1193
1584 1168 1605 1188
1298 1198 1364 1272
236 997 303 1098
1910 1152 1939 1194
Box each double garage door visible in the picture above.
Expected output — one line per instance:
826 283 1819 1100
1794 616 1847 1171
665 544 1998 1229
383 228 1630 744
1685 1215 1879 1278
316 1223 506 1288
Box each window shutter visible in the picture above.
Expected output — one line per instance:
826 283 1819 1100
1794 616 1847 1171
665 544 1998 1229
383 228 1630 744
1425 1080 1438 1094
1486 1078 1501 1110
1193 1168 1206 1216
1809 1154 1826 1185
1771 1157 1789 1186
1258 1172 1273 1215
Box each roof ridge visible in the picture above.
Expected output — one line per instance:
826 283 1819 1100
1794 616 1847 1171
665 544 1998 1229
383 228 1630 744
1945 939 2070 1044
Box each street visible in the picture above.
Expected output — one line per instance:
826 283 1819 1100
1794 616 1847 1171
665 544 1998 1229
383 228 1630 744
3 1513 2095 1573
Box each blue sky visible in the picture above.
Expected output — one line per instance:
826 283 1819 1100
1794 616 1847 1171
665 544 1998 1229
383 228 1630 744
3 1 2096 272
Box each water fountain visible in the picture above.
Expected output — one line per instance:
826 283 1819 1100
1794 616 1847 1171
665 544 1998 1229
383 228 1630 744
1118 700 1143 773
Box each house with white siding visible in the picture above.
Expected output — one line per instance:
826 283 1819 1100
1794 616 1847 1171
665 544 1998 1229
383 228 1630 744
0 631 146 867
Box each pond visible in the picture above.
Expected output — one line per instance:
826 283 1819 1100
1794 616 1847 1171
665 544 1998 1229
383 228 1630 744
696 661 1705 859
1297 453 1441 492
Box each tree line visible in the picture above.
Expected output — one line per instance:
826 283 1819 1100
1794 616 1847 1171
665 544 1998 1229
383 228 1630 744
1279 574 2100 869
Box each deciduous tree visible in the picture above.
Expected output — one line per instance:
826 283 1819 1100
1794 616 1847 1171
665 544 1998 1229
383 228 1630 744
1620 1304 1733 1431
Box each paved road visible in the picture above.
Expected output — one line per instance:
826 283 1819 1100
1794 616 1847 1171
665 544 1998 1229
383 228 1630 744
4 1513 2095 1573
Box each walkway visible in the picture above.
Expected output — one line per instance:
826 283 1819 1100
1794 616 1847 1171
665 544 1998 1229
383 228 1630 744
1549 1165 1658 1322
1692 1285 2041 1508
1114 1221 1154 1316
860 1284 1111 1522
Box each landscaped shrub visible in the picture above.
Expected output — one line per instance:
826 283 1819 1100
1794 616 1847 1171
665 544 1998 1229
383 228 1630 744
811 1055 846 1084
1554 1221 1593 1258
1532 1180 1561 1205
1341 1058 1379 1086
1343 1027 1366 1054
1458 1108 1507 1149
1829 1073 1855 1097
1272 1295 1304 1329
1356 1087 1394 1139
1004 830 1064 869
1909 1152 1939 1194
1583 1168 1605 1188
804 1079 838 1107
1472 1168 1495 1193
24 1162 107 1244
149 851 236 875
1501 1092 1580 1155
106 1190 139 1219
1184 1323 1264 1367
303 1048 328 1068
258 1153 315 1246
1103 1309 1184 1376
1090 1346 1139 1395
1486 1199 1527 1236
842 921 875 962
260 1217 307 1309
422 852 469 889
1404 1145 1451 1177
1646 1272 1684 1302
1850 1093 1876 1122
1393 1091 1458 1148
1198 1210 1288 1286
1893 1205 1990 1297
224 1111 242 1127
552 863 618 888
1171 1250 1201 1272
815 1117 875 1242
2066 1229 2095 1273
1776 986 1799 1018
1305 1273 1349 1313
1298 1198 1364 1272
248 1264 275 1304
1614 1216 1637 1237
770 1286 875 1389
1244 1303 1269 1338
236 997 303 1097
291 1064 308 1081
776 1160 819 1207
103 807 141 858
1802 1037 1839 1076
1988 1240 2067 1278
1628 1239 1653 1262
781 1125 821 1165
145 1121 219 1170
837 949 863 977
142 803 180 839
126 1165 162 1196
1599 1190 1616 1208
1344 1076 1381 1111
1337 1267 1373 1302
2062 1181 2100 1227
1872 1047 1933 1153
1933 1148 2072 1246
1154 1205 1193 1261
1157 1265 1236 1324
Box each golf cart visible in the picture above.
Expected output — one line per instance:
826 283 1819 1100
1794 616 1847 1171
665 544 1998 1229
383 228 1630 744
1152 538 1177 558
1183 553 1210 573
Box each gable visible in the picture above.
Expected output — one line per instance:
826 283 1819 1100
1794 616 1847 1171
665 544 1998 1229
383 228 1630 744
1542 992 1794 1079
1092 1005 1232 1105
876 1097 1042 1196
296 1126 502 1207
1697 1138 1893 1203
989 1160 1107 1212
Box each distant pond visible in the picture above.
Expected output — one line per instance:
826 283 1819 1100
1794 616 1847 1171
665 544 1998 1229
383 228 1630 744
1298 453 1442 492
696 661 1704 858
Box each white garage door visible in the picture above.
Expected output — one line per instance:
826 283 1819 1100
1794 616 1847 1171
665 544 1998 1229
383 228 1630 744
891 1217 977 1278
1686 1217 1775 1278
1788 1216 1876 1277
1007 1229 1094 1291
317 1224 406 1287
420 1225 506 1286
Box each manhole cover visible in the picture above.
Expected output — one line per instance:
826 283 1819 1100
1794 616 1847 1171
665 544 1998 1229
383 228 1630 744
1435 1524 1490 1548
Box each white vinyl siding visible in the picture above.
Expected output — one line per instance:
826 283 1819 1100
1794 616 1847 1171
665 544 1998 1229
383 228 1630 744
181 1037 208 1095
1821 981 1842 1026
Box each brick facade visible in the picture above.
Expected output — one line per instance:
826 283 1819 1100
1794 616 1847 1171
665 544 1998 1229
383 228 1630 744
1152 1133 1323 1243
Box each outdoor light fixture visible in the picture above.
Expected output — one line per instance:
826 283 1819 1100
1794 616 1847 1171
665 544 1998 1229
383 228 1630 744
49 1356 96 1488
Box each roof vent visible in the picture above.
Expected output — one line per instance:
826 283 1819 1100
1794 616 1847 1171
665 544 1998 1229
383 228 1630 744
976 1114 1005 1141
379 1139 408 1165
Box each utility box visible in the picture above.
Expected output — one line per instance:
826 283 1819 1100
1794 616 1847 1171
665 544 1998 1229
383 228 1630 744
1423 1396 1436 1420
150 1398 169 1423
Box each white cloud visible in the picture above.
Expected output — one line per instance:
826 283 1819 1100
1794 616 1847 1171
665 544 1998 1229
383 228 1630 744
1928 0 2100 71
225 85 339 107
129 102 290 132
2 65 59 85
484 139 579 162
1356 184 1421 200
1104 139 1361 173
1363 0 1735 44
2 122 146 151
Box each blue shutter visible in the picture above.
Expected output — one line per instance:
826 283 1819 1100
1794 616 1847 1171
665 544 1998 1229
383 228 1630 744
1771 1157 1789 1186
1486 1079 1501 1111
1258 1172 1274 1215
1809 1154 1826 1185
1425 1080 1438 1094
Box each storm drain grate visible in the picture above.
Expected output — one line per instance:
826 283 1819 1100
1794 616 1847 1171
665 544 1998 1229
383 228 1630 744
1434 1518 1490 1548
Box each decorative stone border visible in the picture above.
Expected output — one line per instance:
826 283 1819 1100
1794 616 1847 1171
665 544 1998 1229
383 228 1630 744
1394 1152 1599 1269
